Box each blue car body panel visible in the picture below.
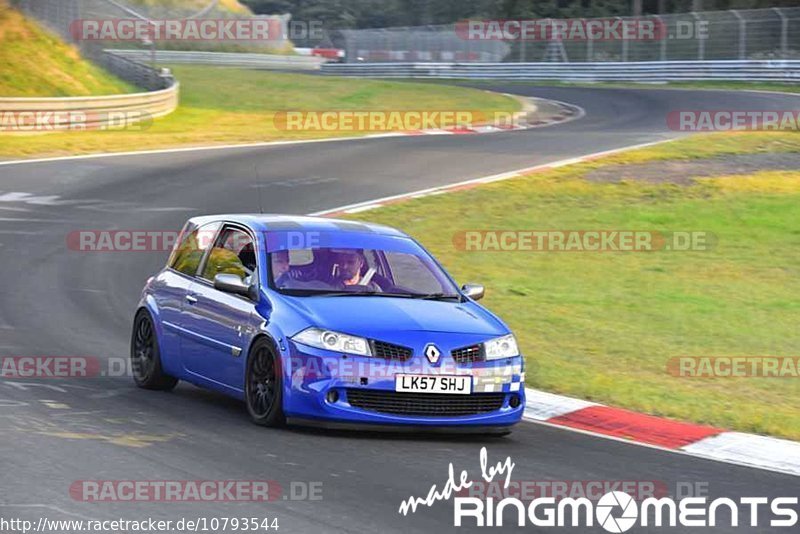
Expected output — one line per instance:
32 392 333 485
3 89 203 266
138 215 525 429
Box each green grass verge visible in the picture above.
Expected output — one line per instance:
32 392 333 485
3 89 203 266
0 67 519 159
343 130 800 441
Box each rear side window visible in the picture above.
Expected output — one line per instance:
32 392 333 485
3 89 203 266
169 222 221 276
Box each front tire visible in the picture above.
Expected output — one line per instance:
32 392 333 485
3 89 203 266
131 309 178 391
245 338 285 427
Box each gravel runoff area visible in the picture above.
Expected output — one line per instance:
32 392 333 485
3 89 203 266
585 152 800 185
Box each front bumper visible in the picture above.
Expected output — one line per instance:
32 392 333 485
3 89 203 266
282 341 525 428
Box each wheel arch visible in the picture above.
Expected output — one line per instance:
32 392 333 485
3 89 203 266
244 332 290 417
134 298 173 375
245 333 290 391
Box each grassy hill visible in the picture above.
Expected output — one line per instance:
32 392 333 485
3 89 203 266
0 0 133 96
124 0 252 15
119 0 289 53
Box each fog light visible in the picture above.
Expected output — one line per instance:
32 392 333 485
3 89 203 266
326 390 339 404
509 395 521 408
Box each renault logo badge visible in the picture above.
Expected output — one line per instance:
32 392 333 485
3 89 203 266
424 344 441 364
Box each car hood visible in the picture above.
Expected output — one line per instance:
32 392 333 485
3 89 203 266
279 295 508 337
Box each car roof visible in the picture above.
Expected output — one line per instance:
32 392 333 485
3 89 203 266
187 214 409 239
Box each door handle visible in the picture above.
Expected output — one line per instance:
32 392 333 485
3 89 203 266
185 294 198 305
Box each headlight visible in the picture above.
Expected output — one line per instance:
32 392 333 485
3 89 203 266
484 334 519 360
292 327 372 356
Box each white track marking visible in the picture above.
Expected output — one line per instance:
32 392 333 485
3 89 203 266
523 391 800 478
0 218 71 223
523 389 597 420
0 137 373 167
0 98 585 167
309 138 675 216
133 207 196 212
0 192 70 206
0 206 33 212
342 204 383 214
683 433 800 477
0 504 90 520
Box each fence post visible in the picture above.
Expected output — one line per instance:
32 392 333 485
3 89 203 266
731 10 746 60
586 17 594 61
691 12 704 60
772 7 788 59
618 17 628 61
655 14 666 61
462 25 468 61
521 19 537 62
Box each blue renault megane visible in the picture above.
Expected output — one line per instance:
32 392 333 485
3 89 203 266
132 215 524 433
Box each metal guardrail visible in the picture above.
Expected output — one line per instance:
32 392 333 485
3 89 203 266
107 49 326 71
322 60 800 83
0 82 179 131
94 49 177 91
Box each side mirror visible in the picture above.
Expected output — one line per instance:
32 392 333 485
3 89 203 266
461 284 485 301
214 274 258 301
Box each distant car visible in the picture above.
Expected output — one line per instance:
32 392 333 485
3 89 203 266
132 215 524 433
310 47 345 62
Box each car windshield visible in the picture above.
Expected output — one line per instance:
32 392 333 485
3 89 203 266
269 246 460 298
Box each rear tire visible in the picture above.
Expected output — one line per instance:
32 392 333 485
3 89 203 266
131 309 178 391
245 338 285 427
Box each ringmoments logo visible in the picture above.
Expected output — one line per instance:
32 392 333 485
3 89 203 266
596 491 638 533
398 448 800 530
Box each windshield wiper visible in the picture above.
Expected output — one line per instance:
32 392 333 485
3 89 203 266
317 291 459 300
407 293 462 301
317 291 388 297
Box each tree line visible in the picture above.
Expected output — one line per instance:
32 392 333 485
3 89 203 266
242 0 800 29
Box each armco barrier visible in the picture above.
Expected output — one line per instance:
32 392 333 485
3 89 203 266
0 82 179 131
321 60 800 83
107 50 326 71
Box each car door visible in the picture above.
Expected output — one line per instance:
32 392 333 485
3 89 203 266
181 224 260 393
154 221 221 365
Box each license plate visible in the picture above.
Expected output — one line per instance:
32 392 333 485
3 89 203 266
395 374 472 395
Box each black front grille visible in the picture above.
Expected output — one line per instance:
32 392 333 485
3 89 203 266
346 389 505 416
452 344 484 364
371 340 413 361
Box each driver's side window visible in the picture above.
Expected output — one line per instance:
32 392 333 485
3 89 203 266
169 222 221 277
201 227 257 285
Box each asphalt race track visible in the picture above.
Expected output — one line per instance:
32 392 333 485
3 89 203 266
0 85 798 533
